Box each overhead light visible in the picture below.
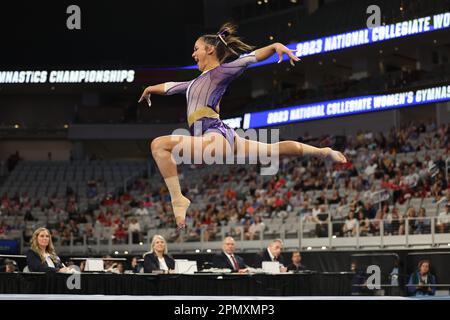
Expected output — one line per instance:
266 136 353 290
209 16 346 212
257 0 262 4
332 235 337 239
264 0 268 3
114 251 119 255
379 49 383 54
306 247 312 250
206 249 212 253
63 124 69 129
400 6 403 11
269 35 274 40
195 249 200 253
287 22 292 27
14 124 20 129
290 0 298 3
139 242 143 246
321 246 327 250
124 251 129 255
433 40 437 44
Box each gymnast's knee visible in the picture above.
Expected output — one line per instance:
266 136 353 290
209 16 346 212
150 137 165 157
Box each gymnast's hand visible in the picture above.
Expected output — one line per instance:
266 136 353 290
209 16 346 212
275 43 300 66
138 86 152 106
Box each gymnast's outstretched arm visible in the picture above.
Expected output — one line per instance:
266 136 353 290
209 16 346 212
139 81 190 103
254 42 300 65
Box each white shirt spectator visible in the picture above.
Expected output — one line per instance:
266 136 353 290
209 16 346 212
404 173 420 187
128 221 141 233
364 163 378 176
437 211 450 225
344 217 358 231
135 207 149 216
249 221 265 234
312 206 321 217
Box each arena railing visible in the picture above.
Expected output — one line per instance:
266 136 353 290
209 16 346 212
47 216 450 255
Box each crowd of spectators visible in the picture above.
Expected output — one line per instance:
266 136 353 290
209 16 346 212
0 122 449 244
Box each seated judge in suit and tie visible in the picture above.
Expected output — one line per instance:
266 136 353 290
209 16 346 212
26 227 71 273
287 251 308 272
255 239 287 272
143 234 175 273
212 236 248 273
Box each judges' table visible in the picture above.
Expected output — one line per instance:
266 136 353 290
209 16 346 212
0 272 353 296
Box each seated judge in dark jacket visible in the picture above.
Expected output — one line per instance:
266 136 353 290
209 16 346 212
287 251 308 272
255 239 287 272
26 227 70 273
143 234 175 273
212 236 248 273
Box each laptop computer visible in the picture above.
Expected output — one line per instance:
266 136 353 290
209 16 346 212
262 261 280 274
174 259 198 274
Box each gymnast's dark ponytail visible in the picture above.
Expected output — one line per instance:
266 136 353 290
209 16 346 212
201 22 255 63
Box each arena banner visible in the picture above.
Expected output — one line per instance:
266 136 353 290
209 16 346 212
176 11 450 70
0 69 135 84
241 84 450 129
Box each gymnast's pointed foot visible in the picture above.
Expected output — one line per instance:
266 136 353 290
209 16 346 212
173 196 191 230
323 147 347 163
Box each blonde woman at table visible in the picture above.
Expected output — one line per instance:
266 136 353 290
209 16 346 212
143 234 175 273
26 227 72 273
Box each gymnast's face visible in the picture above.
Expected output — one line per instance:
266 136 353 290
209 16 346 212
192 38 215 72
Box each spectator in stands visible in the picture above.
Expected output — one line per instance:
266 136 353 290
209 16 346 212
342 211 358 237
255 239 287 272
407 259 436 296
312 204 329 237
116 262 125 274
328 189 341 205
79 260 85 272
128 218 141 244
362 201 377 220
212 236 248 272
134 202 149 216
414 208 430 234
103 255 119 273
405 207 417 234
113 223 127 244
350 260 366 295
245 215 265 240
143 234 175 273
24 210 36 222
287 251 307 272
357 210 370 236
3 259 18 273
26 227 71 273
370 204 386 235
436 203 450 233
86 180 98 199
131 256 142 273
384 207 400 235
389 257 402 296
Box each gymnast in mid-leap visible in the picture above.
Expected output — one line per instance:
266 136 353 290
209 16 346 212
139 22 347 229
